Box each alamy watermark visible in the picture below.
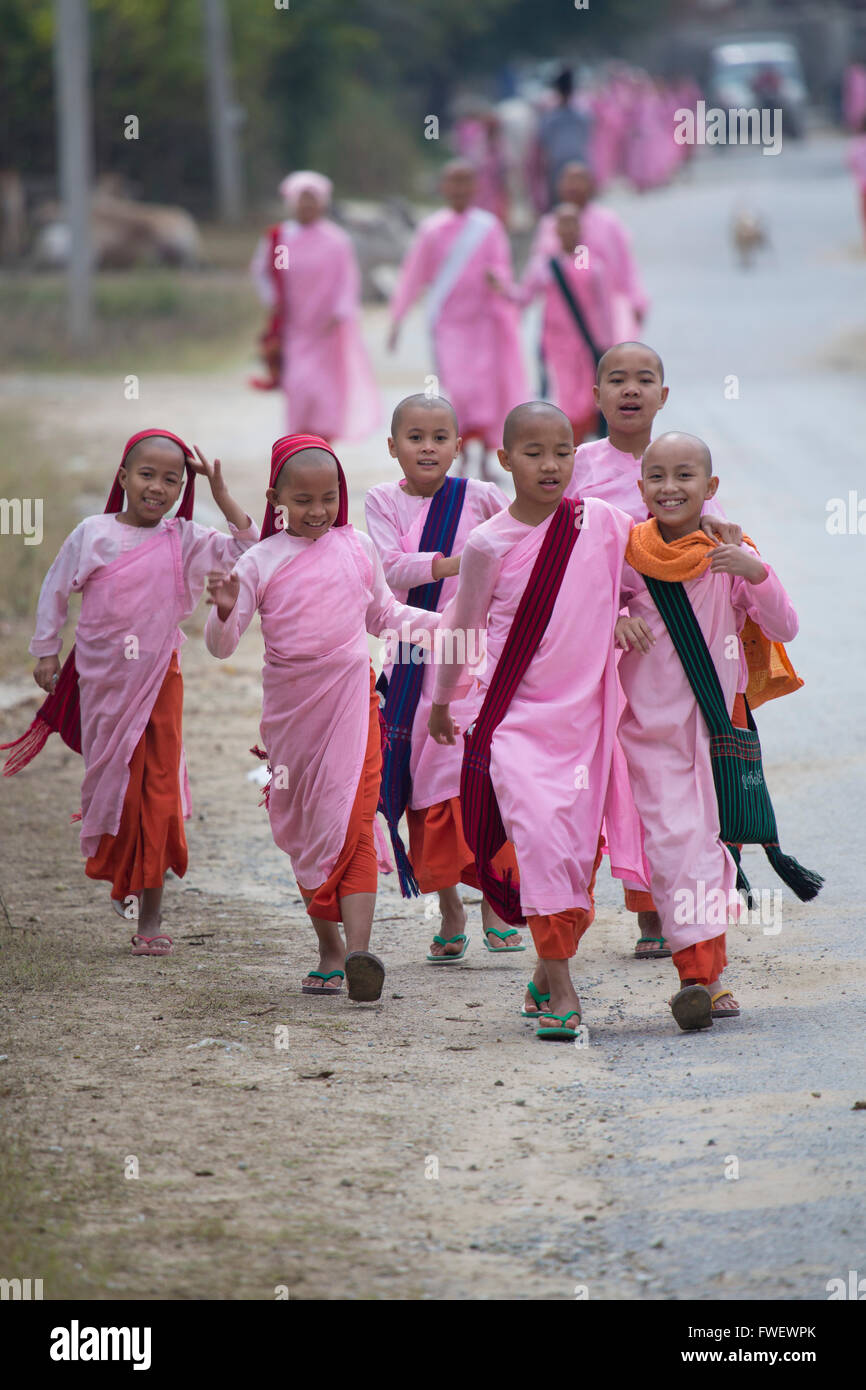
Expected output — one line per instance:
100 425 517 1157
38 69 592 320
674 101 782 157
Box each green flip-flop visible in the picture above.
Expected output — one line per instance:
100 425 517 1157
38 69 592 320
520 979 551 1018
426 934 469 964
536 1009 581 1041
483 925 526 953
301 969 345 995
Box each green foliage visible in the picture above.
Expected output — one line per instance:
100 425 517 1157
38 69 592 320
0 0 671 207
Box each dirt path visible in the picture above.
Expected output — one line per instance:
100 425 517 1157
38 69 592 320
1 285 864 1301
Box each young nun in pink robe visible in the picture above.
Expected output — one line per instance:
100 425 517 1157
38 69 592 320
491 203 614 445
204 434 440 1003
429 403 650 1040
561 341 738 959
528 163 649 340
250 170 379 443
388 160 527 467
365 392 518 961
616 433 799 1031
2 430 258 955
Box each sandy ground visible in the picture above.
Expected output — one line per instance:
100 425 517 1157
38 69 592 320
1 135 865 1302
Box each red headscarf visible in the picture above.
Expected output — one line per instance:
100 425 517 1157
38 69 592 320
1 429 195 775
106 428 196 518
262 433 348 538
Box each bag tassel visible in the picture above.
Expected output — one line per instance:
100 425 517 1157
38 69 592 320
763 844 824 902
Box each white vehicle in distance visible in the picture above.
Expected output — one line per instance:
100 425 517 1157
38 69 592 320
706 37 808 140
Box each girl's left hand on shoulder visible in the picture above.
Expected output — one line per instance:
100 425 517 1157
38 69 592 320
708 544 767 583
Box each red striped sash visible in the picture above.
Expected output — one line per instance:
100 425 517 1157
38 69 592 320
459 498 583 923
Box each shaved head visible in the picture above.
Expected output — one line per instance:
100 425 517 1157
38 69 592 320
390 393 458 437
274 447 339 488
597 341 665 385
642 431 712 477
503 401 572 451
123 435 186 469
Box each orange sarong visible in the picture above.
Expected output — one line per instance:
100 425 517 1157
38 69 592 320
406 795 518 895
527 836 604 960
85 650 187 902
623 692 749 916
672 933 727 986
297 669 381 923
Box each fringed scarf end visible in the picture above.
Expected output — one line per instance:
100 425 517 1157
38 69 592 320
1 718 52 776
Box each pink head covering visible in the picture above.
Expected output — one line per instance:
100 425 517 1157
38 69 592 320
262 433 348 539
278 170 333 210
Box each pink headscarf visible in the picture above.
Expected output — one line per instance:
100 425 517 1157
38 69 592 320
278 170 333 210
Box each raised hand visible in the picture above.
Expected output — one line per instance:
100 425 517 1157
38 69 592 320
206 568 241 620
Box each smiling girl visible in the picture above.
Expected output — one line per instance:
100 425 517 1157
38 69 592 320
3 429 257 954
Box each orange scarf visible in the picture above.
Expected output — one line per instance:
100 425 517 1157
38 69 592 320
625 520 803 709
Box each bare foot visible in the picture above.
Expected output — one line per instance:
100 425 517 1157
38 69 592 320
427 887 467 958
709 977 740 1016
523 962 550 1016
481 898 521 950
302 947 345 992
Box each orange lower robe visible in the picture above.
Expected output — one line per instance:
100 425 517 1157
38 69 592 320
406 795 518 895
85 650 188 903
624 692 749 915
526 835 605 960
297 668 381 923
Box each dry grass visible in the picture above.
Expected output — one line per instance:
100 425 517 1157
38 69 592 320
0 268 261 374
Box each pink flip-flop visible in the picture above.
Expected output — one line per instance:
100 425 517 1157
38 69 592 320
131 934 173 957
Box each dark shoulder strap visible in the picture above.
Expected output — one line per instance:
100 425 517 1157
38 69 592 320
548 257 603 365
408 475 469 611
643 575 749 737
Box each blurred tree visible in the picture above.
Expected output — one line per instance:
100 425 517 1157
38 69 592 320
0 0 672 210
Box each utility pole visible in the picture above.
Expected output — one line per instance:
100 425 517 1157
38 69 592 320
53 0 93 342
201 0 244 223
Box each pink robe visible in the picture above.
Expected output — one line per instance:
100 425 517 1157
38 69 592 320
565 437 725 889
529 202 649 340
567 437 726 523
432 498 649 915
618 553 799 952
510 251 613 427
844 64 866 132
389 208 528 445
30 513 259 856
365 476 508 810
251 217 379 442
204 526 439 890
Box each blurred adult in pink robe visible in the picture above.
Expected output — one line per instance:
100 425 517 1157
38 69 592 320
528 162 649 340
848 123 866 244
388 161 527 457
494 203 614 443
453 109 509 224
250 170 379 443
844 64 866 132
